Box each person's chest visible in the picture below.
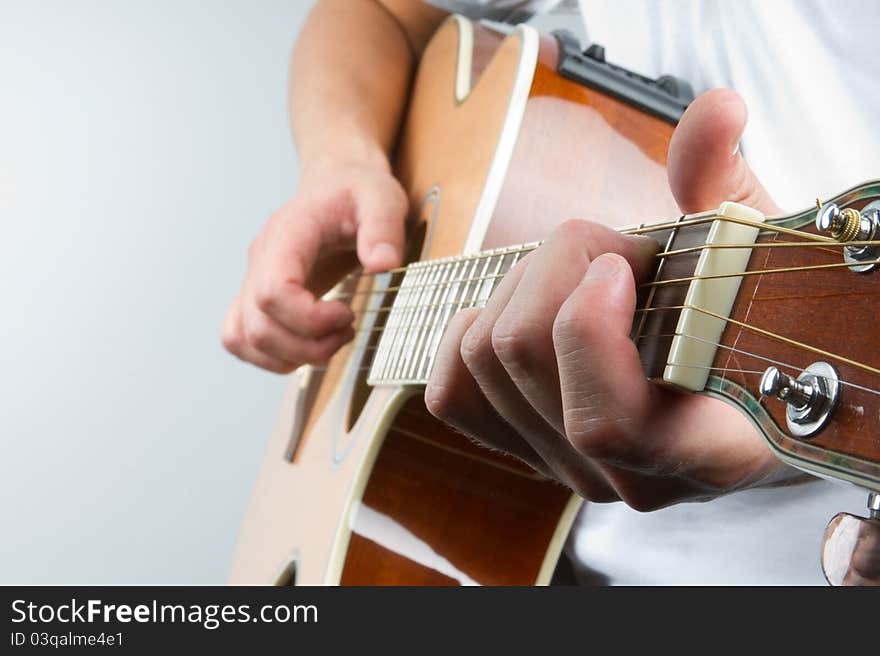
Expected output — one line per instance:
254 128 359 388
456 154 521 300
578 0 880 210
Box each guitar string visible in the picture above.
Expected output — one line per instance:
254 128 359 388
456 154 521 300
633 304 880 376
336 360 880 401
657 239 880 258
624 213 833 241
333 239 872 306
322 214 879 381
339 363 769 376
339 235 879 286
638 257 880 288
344 256 880 319
351 296 880 385
329 212 832 300
634 332 880 397
336 329 880 398
331 237 879 303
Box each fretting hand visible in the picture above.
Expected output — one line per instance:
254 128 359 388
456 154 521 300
425 89 794 509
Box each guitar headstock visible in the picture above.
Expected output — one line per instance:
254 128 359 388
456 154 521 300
699 182 880 491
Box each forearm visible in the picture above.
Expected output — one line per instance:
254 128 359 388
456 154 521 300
289 0 447 173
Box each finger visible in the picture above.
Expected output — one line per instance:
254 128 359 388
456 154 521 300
221 301 299 374
354 176 409 273
493 220 658 433
241 305 354 365
555 253 761 485
597 463 719 512
553 253 655 466
425 308 554 477
250 210 354 337
459 258 615 500
668 88 782 215
252 274 353 338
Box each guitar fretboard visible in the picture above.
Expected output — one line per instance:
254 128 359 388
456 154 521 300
364 205 758 390
367 243 538 385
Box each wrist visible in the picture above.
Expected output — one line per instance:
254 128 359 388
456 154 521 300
296 127 391 178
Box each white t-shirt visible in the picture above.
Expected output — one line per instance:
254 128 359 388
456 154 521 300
425 0 874 584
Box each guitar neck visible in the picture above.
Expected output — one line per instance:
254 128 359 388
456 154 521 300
364 206 745 389
366 242 538 386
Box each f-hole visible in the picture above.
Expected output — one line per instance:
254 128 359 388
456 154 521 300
346 220 428 430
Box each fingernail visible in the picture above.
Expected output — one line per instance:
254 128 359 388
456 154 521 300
584 254 621 281
369 242 398 267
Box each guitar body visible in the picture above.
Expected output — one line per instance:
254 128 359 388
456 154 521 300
229 16 680 585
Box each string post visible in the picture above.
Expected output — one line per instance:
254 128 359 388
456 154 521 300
815 200 880 272
816 202 863 242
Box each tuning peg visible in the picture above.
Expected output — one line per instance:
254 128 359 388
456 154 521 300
815 201 864 241
815 199 880 272
759 362 839 438
759 367 815 408
822 493 880 586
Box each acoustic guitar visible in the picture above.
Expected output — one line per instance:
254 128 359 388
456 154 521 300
229 15 880 585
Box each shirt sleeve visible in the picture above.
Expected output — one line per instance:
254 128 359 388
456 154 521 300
423 0 575 24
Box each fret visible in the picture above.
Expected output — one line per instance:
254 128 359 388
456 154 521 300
391 264 424 382
365 272 393 379
632 218 679 344
403 261 447 382
415 249 520 383
368 273 396 382
415 260 457 380
410 253 485 383
366 211 751 390
635 220 707 380
479 252 506 304
392 263 432 382
470 252 495 308
379 265 422 381
422 255 479 380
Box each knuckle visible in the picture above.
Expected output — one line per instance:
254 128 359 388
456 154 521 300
619 490 667 513
553 218 592 244
568 477 617 504
490 319 539 370
459 319 492 372
220 326 242 354
253 280 280 314
388 179 408 213
552 304 591 346
243 316 273 351
564 405 628 461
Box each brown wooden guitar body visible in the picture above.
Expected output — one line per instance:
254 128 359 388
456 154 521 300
229 17 680 585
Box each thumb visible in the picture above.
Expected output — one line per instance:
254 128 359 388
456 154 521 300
668 88 782 216
354 174 409 273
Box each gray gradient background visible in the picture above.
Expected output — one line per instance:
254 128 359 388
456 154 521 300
0 1 579 584
1 1 306 584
